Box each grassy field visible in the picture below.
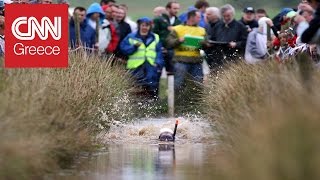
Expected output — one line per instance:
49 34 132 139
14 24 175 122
69 0 294 21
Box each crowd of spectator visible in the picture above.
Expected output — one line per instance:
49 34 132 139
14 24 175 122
1 0 320 101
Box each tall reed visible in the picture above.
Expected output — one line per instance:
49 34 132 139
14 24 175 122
0 52 133 179
204 57 320 179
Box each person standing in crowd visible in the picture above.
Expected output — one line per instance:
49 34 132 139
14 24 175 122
204 7 220 40
239 7 258 32
102 5 119 54
69 7 96 49
295 2 314 34
111 4 120 26
165 1 181 27
86 2 105 30
203 7 221 69
114 7 131 59
166 10 206 91
119 4 137 32
179 0 209 28
210 4 247 62
100 0 115 6
295 9 313 40
120 17 164 99
245 17 274 64
153 1 181 74
301 0 320 58
255 9 268 21
110 4 121 37
153 6 166 18
86 3 112 53
0 16 5 56
115 7 131 43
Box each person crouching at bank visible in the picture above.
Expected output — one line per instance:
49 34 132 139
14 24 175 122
120 17 164 99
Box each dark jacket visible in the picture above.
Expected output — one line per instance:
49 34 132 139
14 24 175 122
204 20 221 68
118 20 132 42
69 18 96 49
210 19 248 60
239 18 259 30
205 20 220 40
153 14 181 48
301 5 320 44
115 20 132 58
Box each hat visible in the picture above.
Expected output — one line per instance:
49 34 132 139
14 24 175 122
188 6 197 11
243 7 255 13
279 8 293 17
137 17 152 24
286 11 297 18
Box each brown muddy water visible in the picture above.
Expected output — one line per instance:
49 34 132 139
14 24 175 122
48 118 219 180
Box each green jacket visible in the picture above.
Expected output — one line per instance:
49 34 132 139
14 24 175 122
153 14 181 48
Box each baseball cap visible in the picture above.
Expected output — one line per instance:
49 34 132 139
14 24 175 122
137 17 152 24
243 7 255 13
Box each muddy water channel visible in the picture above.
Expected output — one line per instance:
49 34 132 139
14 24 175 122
52 118 219 180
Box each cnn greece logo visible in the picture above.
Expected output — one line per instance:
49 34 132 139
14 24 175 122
12 16 62 56
5 4 68 68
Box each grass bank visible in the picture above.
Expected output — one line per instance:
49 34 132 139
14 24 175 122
203 55 320 179
0 52 134 179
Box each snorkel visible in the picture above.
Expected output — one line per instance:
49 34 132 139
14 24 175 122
173 120 178 141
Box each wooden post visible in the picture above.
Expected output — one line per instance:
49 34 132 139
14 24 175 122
73 11 81 47
267 25 273 56
95 18 99 46
267 25 271 41
168 75 174 117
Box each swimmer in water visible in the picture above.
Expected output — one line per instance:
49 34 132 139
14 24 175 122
159 120 178 142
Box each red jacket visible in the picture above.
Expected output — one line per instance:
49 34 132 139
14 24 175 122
101 5 119 53
106 22 119 53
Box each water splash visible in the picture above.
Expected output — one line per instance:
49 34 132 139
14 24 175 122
97 117 216 145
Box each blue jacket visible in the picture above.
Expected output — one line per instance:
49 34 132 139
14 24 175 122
120 31 164 68
86 3 105 24
178 6 206 28
69 18 96 48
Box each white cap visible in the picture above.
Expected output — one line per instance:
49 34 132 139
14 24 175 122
160 128 174 134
